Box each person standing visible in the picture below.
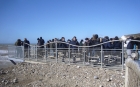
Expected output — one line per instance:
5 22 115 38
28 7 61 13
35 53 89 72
70 36 79 63
15 39 23 58
23 38 30 58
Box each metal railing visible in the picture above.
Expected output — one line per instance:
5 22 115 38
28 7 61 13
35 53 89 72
0 40 139 70
21 40 140 70
8 45 24 60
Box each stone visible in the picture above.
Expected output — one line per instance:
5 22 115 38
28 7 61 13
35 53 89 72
77 66 80 68
5 80 9 85
13 78 18 83
110 77 113 80
94 76 98 79
107 78 111 82
0 70 6 74
31 69 35 73
1 80 5 83
99 85 103 87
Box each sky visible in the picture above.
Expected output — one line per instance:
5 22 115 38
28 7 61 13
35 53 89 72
0 0 140 44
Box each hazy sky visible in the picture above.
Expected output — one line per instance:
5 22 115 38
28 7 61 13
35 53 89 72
0 0 140 44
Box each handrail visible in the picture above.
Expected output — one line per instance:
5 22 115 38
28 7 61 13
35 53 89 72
23 40 140 48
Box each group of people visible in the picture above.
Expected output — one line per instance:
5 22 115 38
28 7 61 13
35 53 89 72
40 34 140 62
15 38 30 58
46 34 122 50
14 34 140 62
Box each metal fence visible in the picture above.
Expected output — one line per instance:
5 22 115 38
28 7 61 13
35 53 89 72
21 40 140 70
1 40 139 70
8 45 24 60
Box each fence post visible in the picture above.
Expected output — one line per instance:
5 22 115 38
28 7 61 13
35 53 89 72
28 45 29 60
83 48 85 65
45 45 47 62
34 46 35 59
55 41 58 63
78 47 79 53
15 46 17 58
22 46 25 62
69 44 70 64
122 41 124 71
101 45 103 68
36 45 37 61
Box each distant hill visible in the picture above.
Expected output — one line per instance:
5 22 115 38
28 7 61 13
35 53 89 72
124 33 140 38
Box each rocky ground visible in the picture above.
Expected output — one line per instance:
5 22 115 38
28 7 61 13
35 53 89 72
0 62 125 87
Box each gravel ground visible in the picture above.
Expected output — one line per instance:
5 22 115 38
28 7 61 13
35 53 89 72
0 62 125 87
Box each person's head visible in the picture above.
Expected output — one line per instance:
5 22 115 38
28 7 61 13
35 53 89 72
85 38 89 42
80 39 83 42
17 39 20 41
72 37 76 41
92 34 98 40
114 36 119 40
54 38 57 41
104 36 109 41
110 38 113 41
37 38 39 40
40 37 42 39
52 39 54 42
95 34 98 39
61 37 65 41
74 36 76 39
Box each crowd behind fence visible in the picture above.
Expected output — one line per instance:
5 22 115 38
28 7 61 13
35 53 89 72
6 40 140 70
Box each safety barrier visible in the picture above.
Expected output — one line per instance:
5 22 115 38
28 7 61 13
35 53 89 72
0 40 139 70
23 40 140 70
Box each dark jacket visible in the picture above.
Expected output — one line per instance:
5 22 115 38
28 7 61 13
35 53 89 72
127 40 134 49
108 42 114 49
24 40 30 48
80 41 83 46
113 41 121 49
59 41 67 50
134 38 140 49
94 38 101 49
70 40 78 49
15 39 22 46
102 38 109 49
38 39 45 48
